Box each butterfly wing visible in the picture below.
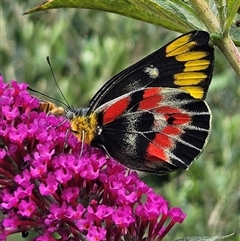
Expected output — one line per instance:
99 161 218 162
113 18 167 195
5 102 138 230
88 30 214 112
92 87 211 174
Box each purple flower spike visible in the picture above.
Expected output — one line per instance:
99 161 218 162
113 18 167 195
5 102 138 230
0 76 186 241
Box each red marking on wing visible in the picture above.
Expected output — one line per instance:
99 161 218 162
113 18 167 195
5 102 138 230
154 133 172 148
146 121 185 163
169 113 191 125
103 97 130 124
139 88 162 110
162 125 182 135
155 106 181 114
145 133 172 162
156 106 191 125
146 143 167 162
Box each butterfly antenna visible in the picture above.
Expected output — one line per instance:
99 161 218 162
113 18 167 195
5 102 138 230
27 86 69 108
46 56 71 108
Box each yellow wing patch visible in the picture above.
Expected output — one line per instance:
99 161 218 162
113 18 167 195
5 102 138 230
166 41 197 57
165 33 193 55
184 60 211 72
180 86 205 99
164 31 213 100
174 72 207 86
175 51 208 62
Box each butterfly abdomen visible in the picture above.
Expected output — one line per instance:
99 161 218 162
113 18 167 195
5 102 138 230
38 100 64 116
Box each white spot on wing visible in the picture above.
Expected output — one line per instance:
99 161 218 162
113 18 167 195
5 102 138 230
144 66 159 79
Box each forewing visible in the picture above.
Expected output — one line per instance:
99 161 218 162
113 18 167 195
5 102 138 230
88 31 214 112
92 87 211 174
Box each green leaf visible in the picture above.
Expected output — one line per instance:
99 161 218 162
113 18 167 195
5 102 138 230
174 233 235 241
230 23 240 46
225 0 240 32
24 0 199 32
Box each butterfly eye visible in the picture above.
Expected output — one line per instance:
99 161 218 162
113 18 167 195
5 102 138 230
65 109 75 120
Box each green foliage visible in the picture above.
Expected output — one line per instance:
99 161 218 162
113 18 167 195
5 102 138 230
25 0 240 42
175 233 235 241
25 0 240 77
1 0 239 241
24 0 196 32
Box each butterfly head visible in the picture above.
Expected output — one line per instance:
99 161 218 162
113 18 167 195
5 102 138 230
65 107 89 120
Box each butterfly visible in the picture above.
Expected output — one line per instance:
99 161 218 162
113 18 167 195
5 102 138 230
38 30 214 175
38 99 65 116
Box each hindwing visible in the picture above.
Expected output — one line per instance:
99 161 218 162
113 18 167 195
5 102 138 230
91 87 211 174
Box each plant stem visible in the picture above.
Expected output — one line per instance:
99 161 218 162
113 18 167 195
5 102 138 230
188 0 220 32
189 0 240 78
214 35 240 78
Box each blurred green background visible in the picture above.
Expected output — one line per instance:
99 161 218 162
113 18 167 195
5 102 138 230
1 0 239 241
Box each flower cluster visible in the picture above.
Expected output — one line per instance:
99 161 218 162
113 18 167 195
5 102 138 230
0 76 186 241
